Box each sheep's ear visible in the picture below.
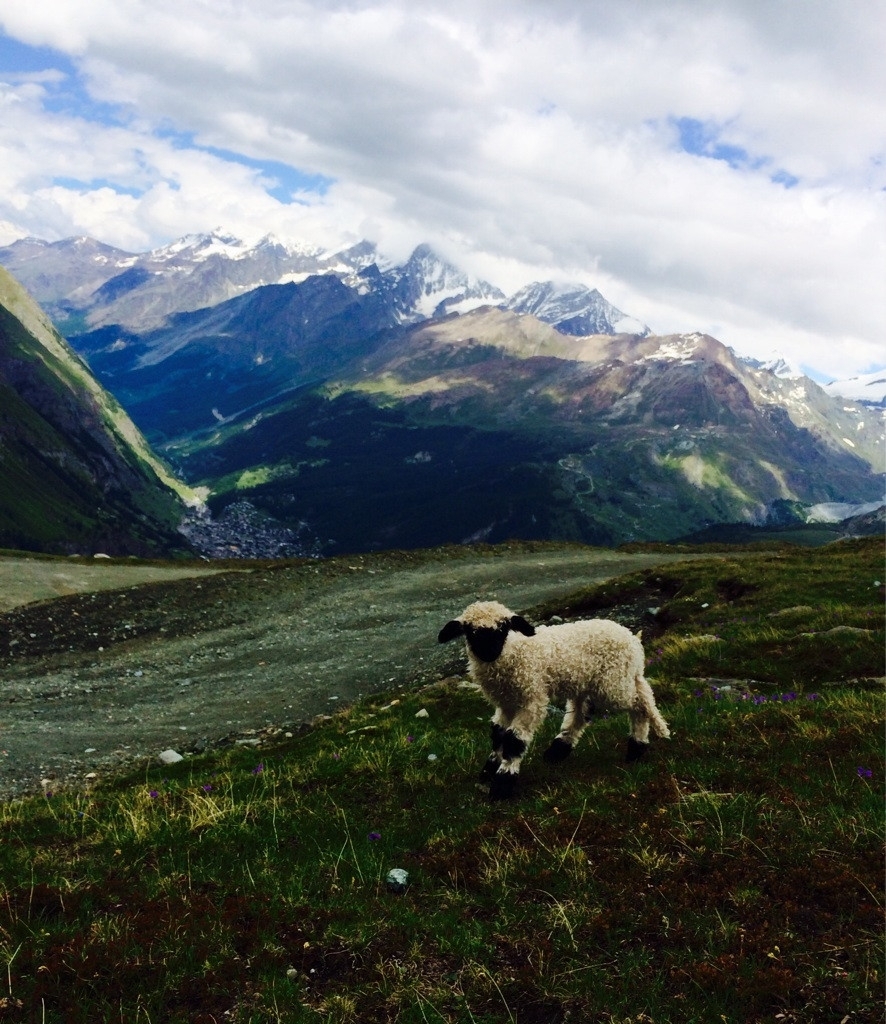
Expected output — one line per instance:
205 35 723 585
510 615 536 637
438 620 464 643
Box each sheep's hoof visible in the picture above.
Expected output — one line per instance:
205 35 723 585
625 737 650 762
489 772 518 800
542 738 573 763
479 755 500 781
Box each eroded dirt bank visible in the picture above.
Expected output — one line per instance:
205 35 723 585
0 544 702 799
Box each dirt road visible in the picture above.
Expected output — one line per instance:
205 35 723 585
0 554 226 613
0 544 698 799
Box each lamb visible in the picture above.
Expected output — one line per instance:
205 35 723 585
438 600 670 799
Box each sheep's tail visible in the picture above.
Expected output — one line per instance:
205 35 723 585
636 674 671 739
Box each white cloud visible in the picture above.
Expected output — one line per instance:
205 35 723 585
0 0 884 379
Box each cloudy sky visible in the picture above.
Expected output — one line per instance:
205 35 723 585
0 0 883 381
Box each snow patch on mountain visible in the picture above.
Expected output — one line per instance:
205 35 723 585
641 334 704 364
823 368 886 406
806 499 886 523
738 352 804 380
152 231 249 262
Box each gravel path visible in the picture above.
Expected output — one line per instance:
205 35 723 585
0 544 694 799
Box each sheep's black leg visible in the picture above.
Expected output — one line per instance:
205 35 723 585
543 737 574 763
480 721 506 780
626 737 649 762
543 699 585 763
489 769 519 800
488 718 538 800
490 727 526 799
627 710 652 761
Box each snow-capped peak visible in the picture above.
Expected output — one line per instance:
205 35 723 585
254 233 324 259
505 280 650 337
152 230 251 262
382 244 505 321
823 368 886 406
737 352 804 380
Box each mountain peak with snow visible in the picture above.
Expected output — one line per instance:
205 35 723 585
823 368 886 407
738 352 804 380
381 244 506 321
152 230 253 262
505 280 650 337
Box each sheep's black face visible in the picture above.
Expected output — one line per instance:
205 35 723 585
437 610 535 661
463 623 510 663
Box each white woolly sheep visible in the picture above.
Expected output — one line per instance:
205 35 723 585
438 600 670 799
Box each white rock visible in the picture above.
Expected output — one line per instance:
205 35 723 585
414 708 429 718
158 749 184 765
386 868 409 893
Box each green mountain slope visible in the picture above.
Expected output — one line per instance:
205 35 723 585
167 313 882 554
0 266 197 555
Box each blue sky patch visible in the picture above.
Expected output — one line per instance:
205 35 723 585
0 32 130 128
2 33 333 205
203 145 333 203
672 116 768 172
156 126 333 203
771 168 800 189
0 33 78 76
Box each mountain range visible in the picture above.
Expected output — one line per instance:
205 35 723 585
0 232 883 557
0 232 642 339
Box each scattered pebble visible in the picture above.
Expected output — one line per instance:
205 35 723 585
386 868 409 893
414 708 429 718
158 749 184 765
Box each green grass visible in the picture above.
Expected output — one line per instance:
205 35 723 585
1 541 883 1023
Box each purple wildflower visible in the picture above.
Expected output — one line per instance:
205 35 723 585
806 693 820 701
149 789 159 799
857 767 873 779
406 735 415 743
251 763 264 775
368 831 381 842
202 783 213 793
753 695 767 705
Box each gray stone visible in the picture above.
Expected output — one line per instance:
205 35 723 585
386 868 409 894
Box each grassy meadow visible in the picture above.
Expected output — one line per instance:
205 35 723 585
0 539 883 1023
